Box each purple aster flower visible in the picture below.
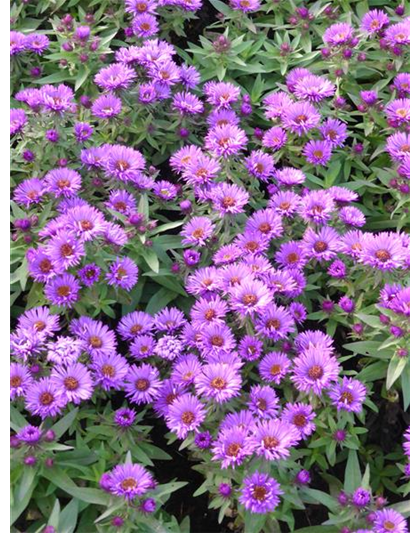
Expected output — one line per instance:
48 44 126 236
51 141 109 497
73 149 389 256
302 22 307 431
255 304 295 341
205 124 248 158
195 363 241 403
78 263 101 286
290 302 307 324
244 150 275 181
185 266 222 296
262 126 287 151
328 259 347 279
203 81 240 108
10 31 26 55
299 190 335 224
181 154 220 186
10 109 26 136
328 187 359 206
386 132 410 162
329 377 367 413
181 217 215 247
193 431 211 449
91 352 129 391
45 274 80 308
108 463 155 501
117 311 154 341
153 379 183 418
46 336 84 366
319 118 348 147
248 385 279 419
25 33 50 54
361 9 389 35
124 0 157 15
171 355 202 388
51 362 94 405
212 426 253 468
17 425 42 445
106 257 138 290
74 122 94 143
274 167 306 187
385 98 410 127
360 90 378 106
154 307 186 333
199 323 236 358
114 407 136 429
263 90 293 120
283 101 321 136
293 74 335 102
125 363 162 404
248 419 301 460
91 93 122 119
10 363 33 399
286 67 312 92
239 471 282 514
230 0 260 11
102 145 146 183
153 180 178 201
129 335 156 360
268 191 301 219
155 335 184 360
106 189 137 217
95 63 137 91
374 509 408 533
13 178 45 208
234 231 270 256
281 402 316 439
291 347 340 395
385 20 410 47
323 22 354 47
10 328 45 361
132 14 159 38
79 320 117 357
295 330 334 354
211 182 250 215
172 91 203 115
339 206 366 227
213 244 243 266
220 410 256 434
259 352 291 384
303 139 333 166
403 427 410 457
302 226 340 261
45 230 85 271
179 63 200 88
338 296 355 313
40 84 74 114
238 336 263 362
393 73 410 97
230 278 273 317
190 295 228 326
352 488 371 508
166 393 206 439
360 232 406 270
219 483 232 498
25 378 66 419
17 307 59 337
337 229 365 259
44 168 82 198
64 205 106 243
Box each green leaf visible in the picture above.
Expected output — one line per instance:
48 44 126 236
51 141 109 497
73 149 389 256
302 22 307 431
145 288 178 314
42 468 109 506
344 450 362 493
11 469 37 525
386 355 407 389
58 499 79 533
243 510 267 533
49 407 79 439
300 488 339 513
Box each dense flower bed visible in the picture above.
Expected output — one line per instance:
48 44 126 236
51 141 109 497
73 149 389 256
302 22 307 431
10 0 409 532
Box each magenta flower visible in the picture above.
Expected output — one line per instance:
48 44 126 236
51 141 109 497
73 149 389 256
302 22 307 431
106 257 138 290
166 393 206 439
259 352 291 385
302 226 341 261
124 363 162 404
329 377 367 413
244 150 275 181
302 140 333 166
25 378 66 419
212 426 253 468
205 124 248 158
323 22 354 47
248 419 301 460
373 509 408 533
211 182 250 215
248 385 279 419
94 63 137 91
291 347 340 395
283 101 321 136
45 274 80 308
293 74 335 102
239 471 282 514
107 463 155 501
281 402 316 439
195 363 241 403
230 278 273 317
51 362 94 405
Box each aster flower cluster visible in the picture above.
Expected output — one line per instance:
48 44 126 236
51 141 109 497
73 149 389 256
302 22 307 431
10 0 410 530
